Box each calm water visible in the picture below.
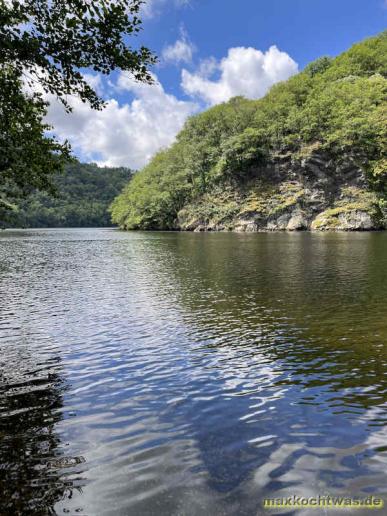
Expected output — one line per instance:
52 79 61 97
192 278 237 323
1 229 387 515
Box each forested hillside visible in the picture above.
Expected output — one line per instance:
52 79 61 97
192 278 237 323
111 32 386 232
5 162 132 228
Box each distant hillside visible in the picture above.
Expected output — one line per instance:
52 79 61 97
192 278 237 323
111 32 386 231
5 162 132 228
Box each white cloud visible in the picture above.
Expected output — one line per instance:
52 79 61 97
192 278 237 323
142 0 191 18
82 73 105 96
45 73 198 169
196 57 218 78
162 28 195 65
41 43 297 169
181 45 298 105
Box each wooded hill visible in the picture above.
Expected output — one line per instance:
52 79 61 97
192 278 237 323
111 32 386 232
5 162 132 228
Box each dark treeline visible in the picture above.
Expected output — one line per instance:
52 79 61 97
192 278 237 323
4 162 132 228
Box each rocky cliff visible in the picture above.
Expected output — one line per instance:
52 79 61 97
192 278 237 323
110 32 386 232
177 150 386 232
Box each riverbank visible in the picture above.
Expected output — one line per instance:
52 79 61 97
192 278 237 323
177 150 387 232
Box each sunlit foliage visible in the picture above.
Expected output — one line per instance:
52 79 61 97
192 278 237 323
111 32 386 230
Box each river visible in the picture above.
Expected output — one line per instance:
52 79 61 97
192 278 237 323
0 228 386 515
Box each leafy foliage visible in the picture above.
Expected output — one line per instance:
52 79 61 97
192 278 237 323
0 66 70 222
112 32 387 230
0 0 155 110
3 162 132 228
111 96 257 228
0 0 154 216
217 128 267 178
304 56 333 77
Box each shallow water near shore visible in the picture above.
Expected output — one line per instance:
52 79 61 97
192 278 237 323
1 228 386 515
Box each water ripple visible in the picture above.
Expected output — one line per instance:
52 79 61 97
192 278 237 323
0 229 386 515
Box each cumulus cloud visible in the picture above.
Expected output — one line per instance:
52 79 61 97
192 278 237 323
196 57 218 78
45 73 198 169
181 45 298 105
162 27 196 65
41 44 297 169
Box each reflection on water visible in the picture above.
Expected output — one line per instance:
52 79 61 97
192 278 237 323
0 307 85 513
0 229 386 515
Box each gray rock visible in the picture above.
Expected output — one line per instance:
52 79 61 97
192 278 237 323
337 211 375 230
287 212 308 230
234 220 258 232
267 214 289 230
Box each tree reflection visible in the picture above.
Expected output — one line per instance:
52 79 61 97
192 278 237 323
153 232 387 410
133 232 387 497
0 355 85 514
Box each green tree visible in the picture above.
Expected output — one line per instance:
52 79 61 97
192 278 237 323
0 66 70 222
304 56 333 77
217 128 267 178
0 0 155 110
0 0 155 215
111 31 387 231
4 161 132 228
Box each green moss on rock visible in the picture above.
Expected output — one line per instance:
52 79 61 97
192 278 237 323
311 189 382 230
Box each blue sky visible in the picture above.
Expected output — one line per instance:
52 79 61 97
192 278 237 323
46 0 387 169
144 0 387 97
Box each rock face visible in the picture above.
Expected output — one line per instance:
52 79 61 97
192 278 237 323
177 150 386 232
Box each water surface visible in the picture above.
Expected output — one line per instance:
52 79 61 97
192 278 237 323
1 229 386 515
